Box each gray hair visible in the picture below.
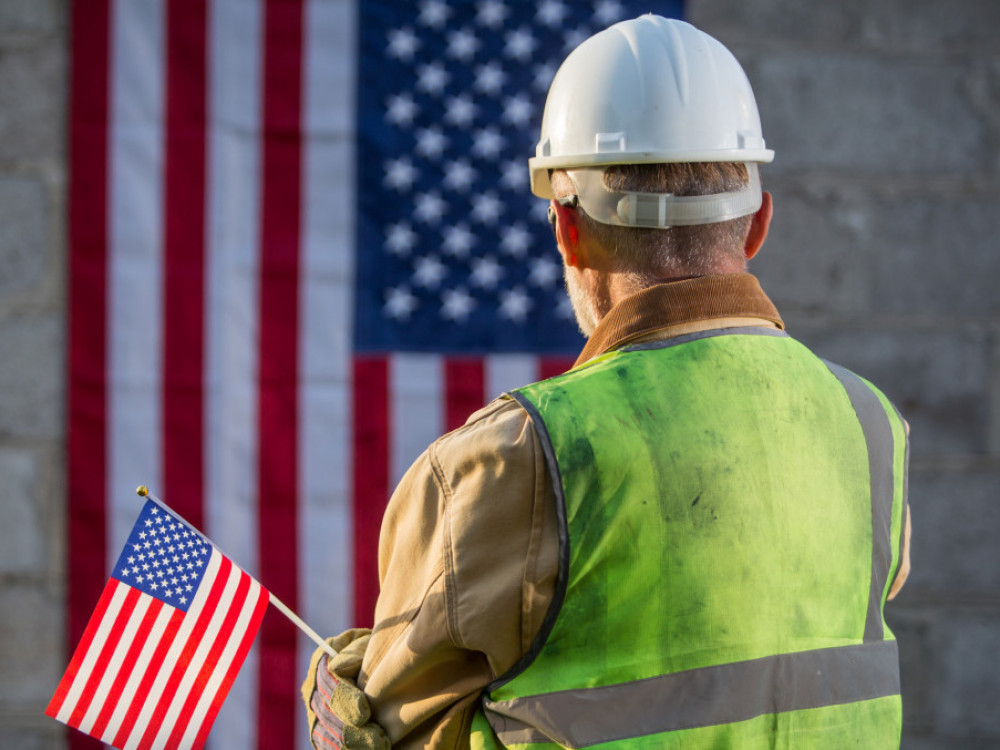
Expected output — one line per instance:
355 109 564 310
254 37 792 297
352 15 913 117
551 162 756 280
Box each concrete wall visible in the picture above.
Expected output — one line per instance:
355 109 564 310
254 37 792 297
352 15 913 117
689 0 1000 746
0 0 997 747
0 0 68 747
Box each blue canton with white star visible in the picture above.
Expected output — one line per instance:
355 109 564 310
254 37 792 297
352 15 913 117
355 0 684 354
113 500 212 612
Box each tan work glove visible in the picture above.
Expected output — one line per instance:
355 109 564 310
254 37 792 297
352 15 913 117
301 628 390 750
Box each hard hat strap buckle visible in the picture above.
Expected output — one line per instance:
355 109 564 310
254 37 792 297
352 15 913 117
566 164 762 229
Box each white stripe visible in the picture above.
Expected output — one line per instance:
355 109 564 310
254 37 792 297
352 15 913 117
56 583 132 723
391 355 445 487
299 3 358 746
204 0 264 747
152 562 243 748
122 550 224 750
99 601 176 744
180 579 266 748
77 594 153 734
486 355 540 400
204 0 262 595
108 0 166 569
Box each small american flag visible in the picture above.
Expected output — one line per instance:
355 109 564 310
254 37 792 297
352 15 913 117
48 498 270 750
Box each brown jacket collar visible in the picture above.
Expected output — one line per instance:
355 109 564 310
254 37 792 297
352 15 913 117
575 274 784 367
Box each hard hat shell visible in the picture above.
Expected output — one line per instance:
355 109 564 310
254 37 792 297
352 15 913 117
529 16 774 199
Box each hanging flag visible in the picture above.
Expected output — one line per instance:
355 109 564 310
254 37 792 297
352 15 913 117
65 1 683 748
48 498 270 749
351 0 684 625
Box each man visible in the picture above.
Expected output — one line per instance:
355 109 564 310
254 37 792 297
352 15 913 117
303 16 911 749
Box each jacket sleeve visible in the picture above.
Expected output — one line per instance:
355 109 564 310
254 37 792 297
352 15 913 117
356 397 559 749
887 419 912 602
887 504 911 601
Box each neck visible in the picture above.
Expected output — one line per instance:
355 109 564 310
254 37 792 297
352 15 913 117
591 266 745 322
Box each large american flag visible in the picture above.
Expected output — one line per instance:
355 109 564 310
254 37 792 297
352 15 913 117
65 0 683 748
49 499 269 749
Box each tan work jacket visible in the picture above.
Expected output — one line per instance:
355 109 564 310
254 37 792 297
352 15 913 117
356 274 912 749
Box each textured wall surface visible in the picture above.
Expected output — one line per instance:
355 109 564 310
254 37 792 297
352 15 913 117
0 0 67 747
689 0 1000 746
1 0 998 748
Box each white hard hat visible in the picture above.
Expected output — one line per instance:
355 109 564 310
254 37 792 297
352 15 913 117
529 15 774 226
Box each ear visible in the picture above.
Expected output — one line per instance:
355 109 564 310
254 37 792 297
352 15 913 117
744 190 773 261
551 198 582 267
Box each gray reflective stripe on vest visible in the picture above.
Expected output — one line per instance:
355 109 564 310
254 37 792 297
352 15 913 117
824 362 897 643
623 325 788 353
483 640 900 748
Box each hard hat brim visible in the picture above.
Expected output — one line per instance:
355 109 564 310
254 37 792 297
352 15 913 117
529 149 775 200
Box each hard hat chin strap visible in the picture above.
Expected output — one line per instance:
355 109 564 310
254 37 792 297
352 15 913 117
566 164 762 229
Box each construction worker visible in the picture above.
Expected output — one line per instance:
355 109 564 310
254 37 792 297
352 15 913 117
302 15 912 749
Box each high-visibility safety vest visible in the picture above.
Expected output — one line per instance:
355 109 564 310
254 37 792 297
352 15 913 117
470 327 908 749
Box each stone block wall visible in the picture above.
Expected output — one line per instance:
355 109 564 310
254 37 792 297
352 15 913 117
689 0 1000 746
0 0 68 747
1 0 997 748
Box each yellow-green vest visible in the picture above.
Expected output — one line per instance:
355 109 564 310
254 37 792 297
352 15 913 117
471 327 908 749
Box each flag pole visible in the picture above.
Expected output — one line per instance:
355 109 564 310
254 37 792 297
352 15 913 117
266 592 337 659
136 485 337 659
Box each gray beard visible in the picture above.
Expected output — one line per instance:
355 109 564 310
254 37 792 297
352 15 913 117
564 268 597 338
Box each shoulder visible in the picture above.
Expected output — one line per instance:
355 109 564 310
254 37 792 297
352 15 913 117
821 358 907 426
447 394 533 437
428 396 540 493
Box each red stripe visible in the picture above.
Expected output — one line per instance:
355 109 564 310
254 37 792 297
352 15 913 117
89 596 165 739
445 358 486 431
47 580 119 719
163 571 252 750
110 607 186 749
311 675 346 745
137 557 234 748
68 586 143 727
257 0 304 745
352 356 390 627
66 3 110 747
192 587 270 749
162 0 208 530
313 726 346 749
538 356 577 381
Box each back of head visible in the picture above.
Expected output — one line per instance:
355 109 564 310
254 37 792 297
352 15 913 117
550 162 755 278
531 16 774 278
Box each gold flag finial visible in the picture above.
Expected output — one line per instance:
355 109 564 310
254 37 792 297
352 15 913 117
136 485 149 497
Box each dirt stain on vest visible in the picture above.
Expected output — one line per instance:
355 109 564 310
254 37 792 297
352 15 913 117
688 492 720 530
